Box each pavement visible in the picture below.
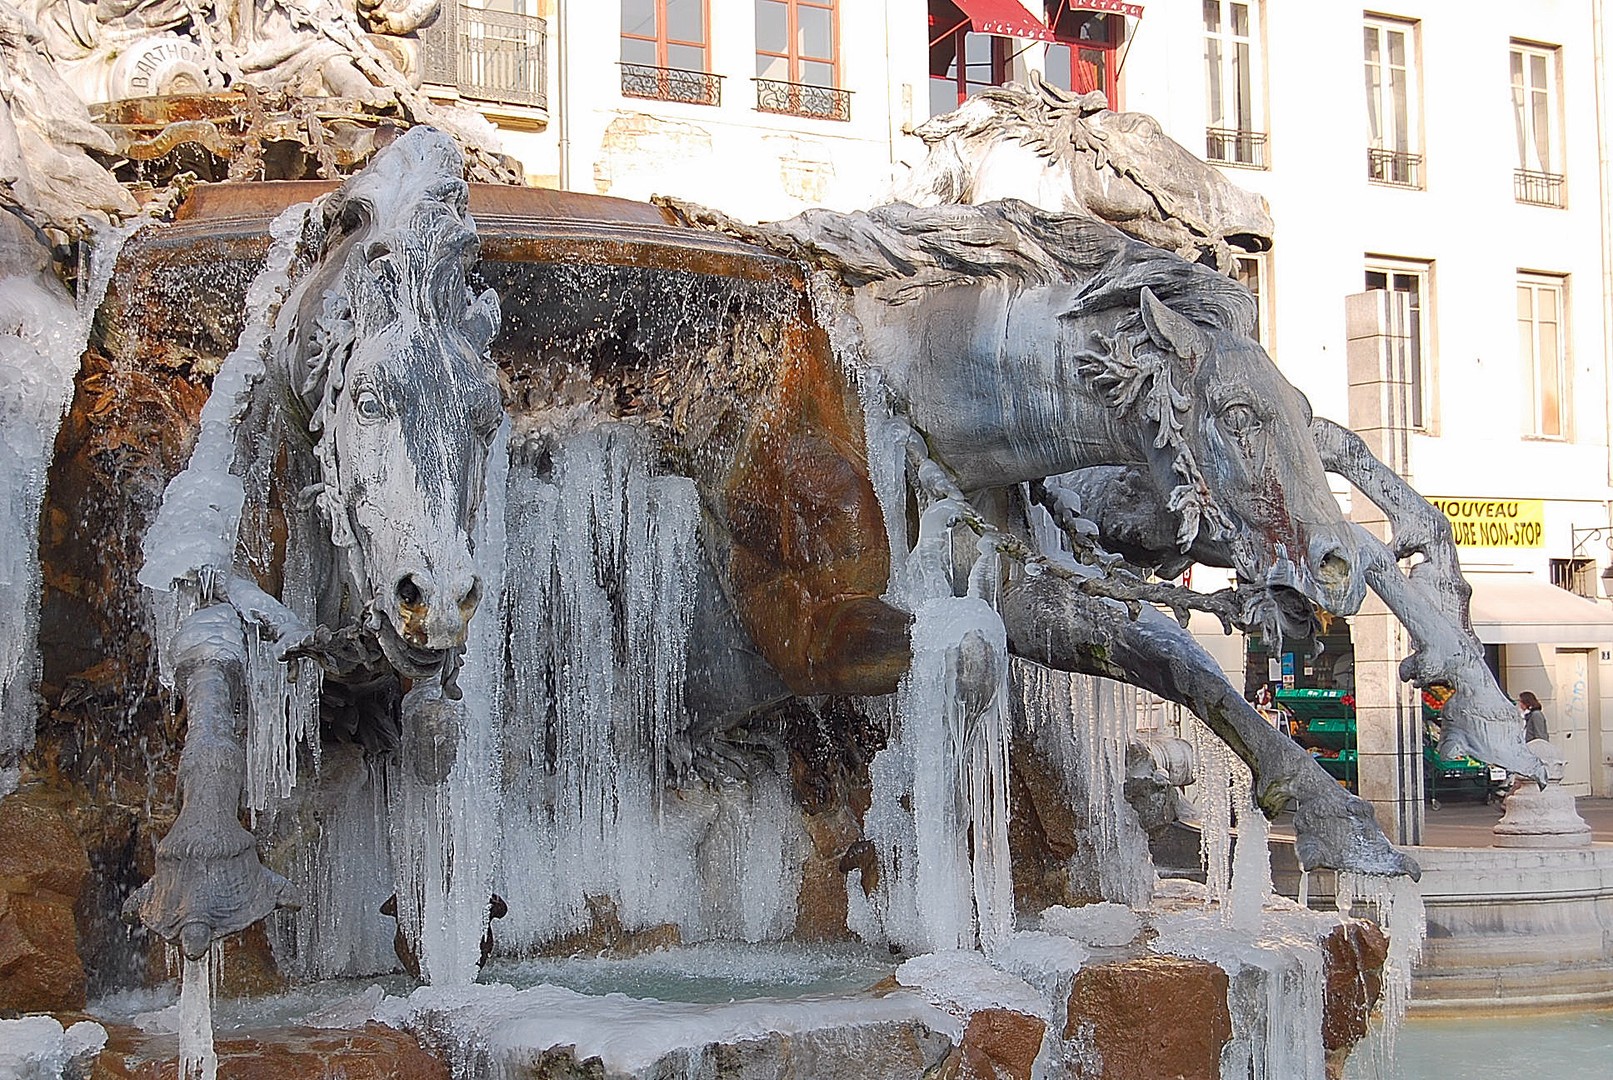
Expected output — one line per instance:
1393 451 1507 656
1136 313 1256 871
1414 793 1613 847
1271 795 1613 848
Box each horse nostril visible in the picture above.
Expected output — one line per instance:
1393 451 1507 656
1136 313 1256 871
396 575 426 608
1318 553 1351 587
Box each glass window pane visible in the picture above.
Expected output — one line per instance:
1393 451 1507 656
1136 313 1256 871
1517 284 1533 320
667 0 704 44
1540 286 1559 324
799 5 832 60
668 42 705 70
931 76 960 115
757 52 789 79
1510 50 1523 86
1205 38 1224 127
1232 2 1248 38
1540 319 1562 435
1532 89 1551 169
1234 41 1251 128
1046 43 1072 92
1366 270 1388 290
1390 67 1409 151
1530 52 1547 89
1203 0 1220 34
621 35 656 64
623 0 656 37
757 1 787 54
801 59 834 87
1364 26 1380 67
1387 29 1405 68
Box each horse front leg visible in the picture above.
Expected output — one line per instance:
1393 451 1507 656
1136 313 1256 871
1000 572 1420 879
1312 418 1546 783
126 604 298 958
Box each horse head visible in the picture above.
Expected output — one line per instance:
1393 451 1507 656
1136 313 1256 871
285 128 504 681
1089 287 1366 621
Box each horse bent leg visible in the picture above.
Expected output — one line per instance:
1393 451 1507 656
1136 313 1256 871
1312 418 1545 782
127 604 295 958
1000 573 1420 878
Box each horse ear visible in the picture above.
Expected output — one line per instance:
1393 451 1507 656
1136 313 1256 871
1139 287 1208 368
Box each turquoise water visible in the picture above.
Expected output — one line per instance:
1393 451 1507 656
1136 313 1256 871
1345 1010 1613 1079
481 941 896 1004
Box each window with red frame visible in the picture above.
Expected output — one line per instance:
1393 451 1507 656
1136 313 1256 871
756 0 838 88
928 0 1014 115
622 0 710 73
1043 2 1125 108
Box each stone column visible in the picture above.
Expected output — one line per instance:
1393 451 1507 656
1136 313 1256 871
1344 291 1425 845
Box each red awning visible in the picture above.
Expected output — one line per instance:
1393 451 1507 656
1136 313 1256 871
1060 0 1146 19
952 0 1057 43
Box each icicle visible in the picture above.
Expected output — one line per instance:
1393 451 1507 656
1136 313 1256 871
1227 778 1271 933
1187 713 1236 909
1337 871 1425 1061
0 218 141 795
493 425 799 953
176 945 220 1080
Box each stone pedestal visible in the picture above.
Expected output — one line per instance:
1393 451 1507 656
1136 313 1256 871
1493 784 1593 847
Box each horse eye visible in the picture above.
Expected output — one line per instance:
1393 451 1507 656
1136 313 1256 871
354 389 388 421
1221 403 1259 434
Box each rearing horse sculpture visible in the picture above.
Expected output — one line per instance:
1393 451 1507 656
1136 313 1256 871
663 195 1418 878
129 127 505 958
900 79 1543 787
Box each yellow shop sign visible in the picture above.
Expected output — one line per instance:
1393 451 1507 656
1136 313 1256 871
1428 497 1545 548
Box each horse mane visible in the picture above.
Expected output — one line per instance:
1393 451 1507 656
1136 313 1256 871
904 78 1105 203
659 195 1254 334
660 194 1255 551
276 130 497 547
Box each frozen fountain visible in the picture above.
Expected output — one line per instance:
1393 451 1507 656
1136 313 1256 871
0 13 1543 1080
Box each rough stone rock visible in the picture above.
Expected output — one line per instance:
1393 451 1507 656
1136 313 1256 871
1064 956 1231 1080
0 787 92 1011
1320 918 1388 1055
537 894 681 958
88 1022 449 1080
957 1008 1046 1080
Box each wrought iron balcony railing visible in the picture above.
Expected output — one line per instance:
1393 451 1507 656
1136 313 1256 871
421 6 547 110
620 63 722 106
1514 168 1565 208
1205 127 1267 169
753 78 851 121
1367 147 1422 188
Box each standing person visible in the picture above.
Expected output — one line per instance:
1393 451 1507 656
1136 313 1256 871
1520 691 1548 743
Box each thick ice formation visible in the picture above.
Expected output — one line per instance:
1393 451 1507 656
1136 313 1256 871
496 426 802 950
1337 871 1426 1061
176 946 221 1080
375 981 958 1079
0 221 134 796
388 421 511 985
0 1016 108 1080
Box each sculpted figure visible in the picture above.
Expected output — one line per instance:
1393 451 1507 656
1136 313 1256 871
129 127 504 957
27 0 437 104
0 0 134 230
897 75 1275 272
664 194 1418 879
904 80 1543 784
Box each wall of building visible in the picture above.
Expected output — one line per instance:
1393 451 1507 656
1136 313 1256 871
464 0 929 219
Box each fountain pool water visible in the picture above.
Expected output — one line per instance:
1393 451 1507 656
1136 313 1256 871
1344 1009 1613 1080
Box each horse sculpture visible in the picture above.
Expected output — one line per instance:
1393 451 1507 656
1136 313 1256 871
900 79 1544 787
129 126 505 959
663 195 1418 879
896 75 1274 271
